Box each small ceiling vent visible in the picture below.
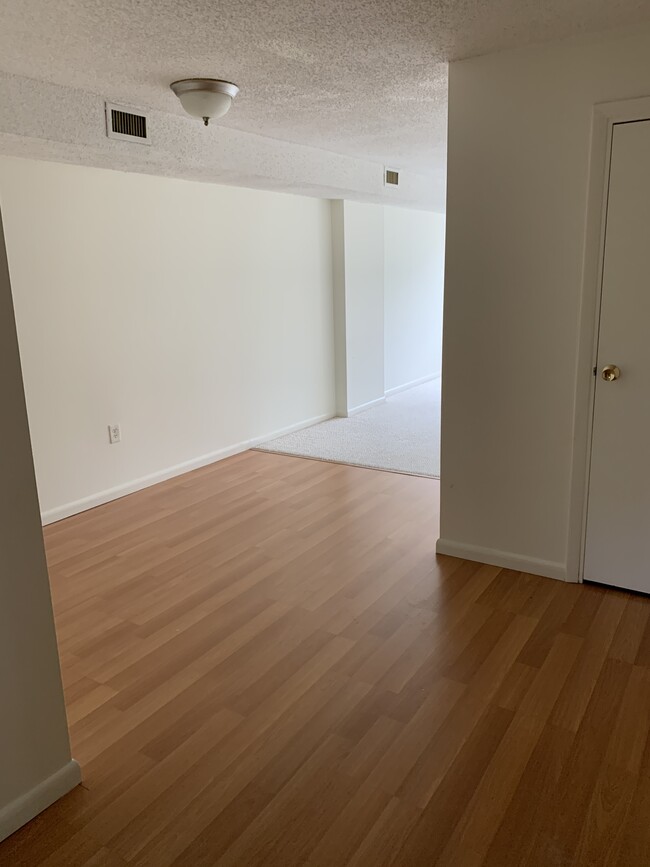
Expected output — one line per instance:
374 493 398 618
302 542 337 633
105 102 151 145
384 168 399 187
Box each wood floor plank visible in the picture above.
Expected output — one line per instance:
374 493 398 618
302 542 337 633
614 746 650 867
396 613 538 809
435 632 583 865
609 595 650 663
397 703 515 865
550 593 627 732
347 795 422 867
482 721 576 866
573 761 637 867
528 657 634 866
1 450 649 866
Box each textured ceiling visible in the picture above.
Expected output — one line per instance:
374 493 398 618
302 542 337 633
2 1 650 182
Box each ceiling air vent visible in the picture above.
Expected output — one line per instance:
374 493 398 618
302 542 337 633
384 168 399 187
105 102 151 145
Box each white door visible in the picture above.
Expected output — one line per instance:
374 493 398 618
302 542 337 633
585 119 650 595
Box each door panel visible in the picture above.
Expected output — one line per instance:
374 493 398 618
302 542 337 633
585 119 650 594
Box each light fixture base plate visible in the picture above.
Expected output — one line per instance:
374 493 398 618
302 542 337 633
170 78 239 99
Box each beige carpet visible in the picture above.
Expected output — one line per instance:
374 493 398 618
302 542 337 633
255 378 440 478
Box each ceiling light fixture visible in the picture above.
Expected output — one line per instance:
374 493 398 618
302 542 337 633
170 78 239 126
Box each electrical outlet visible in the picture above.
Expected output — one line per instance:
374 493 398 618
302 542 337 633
108 423 121 445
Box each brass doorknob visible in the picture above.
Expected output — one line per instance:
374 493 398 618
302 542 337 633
602 364 621 382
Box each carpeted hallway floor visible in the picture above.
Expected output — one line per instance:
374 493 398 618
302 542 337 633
256 378 440 477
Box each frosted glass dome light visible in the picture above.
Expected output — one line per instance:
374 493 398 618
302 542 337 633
170 79 239 126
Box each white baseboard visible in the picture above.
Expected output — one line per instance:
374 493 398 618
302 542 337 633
0 759 81 843
384 372 440 398
435 538 568 582
41 412 334 525
342 396 386 418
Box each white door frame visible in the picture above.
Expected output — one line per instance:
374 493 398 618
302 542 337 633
567 96 650 583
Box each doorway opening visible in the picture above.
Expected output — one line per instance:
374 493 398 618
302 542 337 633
257 203 446 480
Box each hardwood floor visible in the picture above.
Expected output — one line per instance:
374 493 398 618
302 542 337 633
2 450 650 866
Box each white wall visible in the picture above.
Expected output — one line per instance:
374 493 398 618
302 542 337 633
330 201 350 417
0 156 335 521
331 200 386 416
342 201 385 413
384 206 445 393
0 208 79 841
438 25 650 579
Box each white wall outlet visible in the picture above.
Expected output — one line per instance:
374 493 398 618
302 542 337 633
108 423 121 444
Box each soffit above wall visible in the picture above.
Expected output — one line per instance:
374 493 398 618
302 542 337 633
0 72 442 209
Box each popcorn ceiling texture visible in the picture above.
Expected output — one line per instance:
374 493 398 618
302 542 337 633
0 72 440 209
0 1 649 207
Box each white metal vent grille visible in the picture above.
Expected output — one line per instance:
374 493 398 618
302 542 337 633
105 102 151 145
384 168 399 187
